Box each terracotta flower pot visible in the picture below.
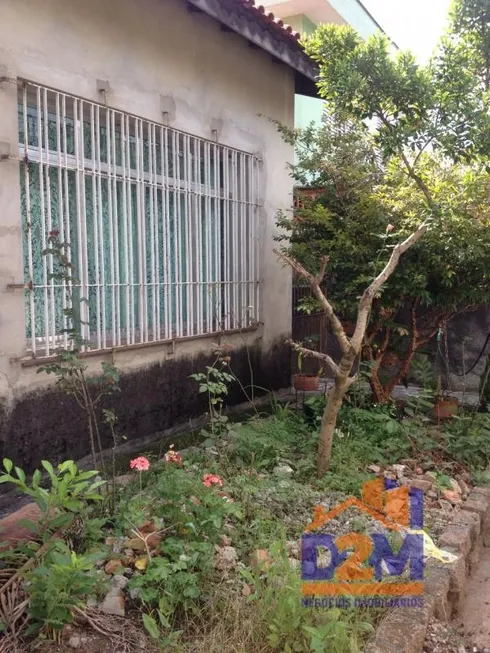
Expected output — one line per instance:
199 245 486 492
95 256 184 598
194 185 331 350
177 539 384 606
293 374 320 392
433 397 459 420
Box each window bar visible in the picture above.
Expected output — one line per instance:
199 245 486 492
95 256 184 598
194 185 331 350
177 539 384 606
253 157 260 322
79 100 91 347
184 134 192 336
175 133 183 338
125 113 135 346
213 142 221 331
105 106 116 347
240 151 246 325
55 92 68 350
141 120 149 343
135 117 143 342
222 148 230 330
159 126 167 340
43 88 56 350
203 141 211 333
248 155 255 324
231 149 239 329
36 86 51 355
135 119 145 343
148 122 157 341
207 141 214 332
195 138 203 335
73 98 84 348
61 94 74 347
90 103 102 350
153 123 161 341
111 109 121 346
95 104 107 349
23 85 36 355
120 113 129 346
163 126 172 340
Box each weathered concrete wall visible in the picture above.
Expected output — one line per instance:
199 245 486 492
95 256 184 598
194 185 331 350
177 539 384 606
0 0 295 465
1 338 291 474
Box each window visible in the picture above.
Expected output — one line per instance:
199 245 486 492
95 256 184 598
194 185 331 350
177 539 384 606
18 81 260 356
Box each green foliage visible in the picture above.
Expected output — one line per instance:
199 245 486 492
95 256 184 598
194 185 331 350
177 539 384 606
40 232 121 473
0 459 104 537
239 545 375 652
442 413 490 469
121 463 239 618
191 359 235 442
277 7 490 404
303 394 326 428
26 544 104 635
222 415 305 471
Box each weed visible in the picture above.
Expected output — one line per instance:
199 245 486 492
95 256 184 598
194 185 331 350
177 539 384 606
0 458 105 540
26 544 104 636
40 233 121 472
443 413 490 470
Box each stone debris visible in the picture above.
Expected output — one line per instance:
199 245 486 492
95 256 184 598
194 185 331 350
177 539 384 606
99 587 125 617
215 545 238 571
273 464 294 476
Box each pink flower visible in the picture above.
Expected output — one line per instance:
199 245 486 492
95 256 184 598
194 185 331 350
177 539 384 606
202 473 223 488
164 444 183 466
130 456 150 472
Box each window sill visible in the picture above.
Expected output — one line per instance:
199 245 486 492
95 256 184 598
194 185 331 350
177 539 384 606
17 325 260 368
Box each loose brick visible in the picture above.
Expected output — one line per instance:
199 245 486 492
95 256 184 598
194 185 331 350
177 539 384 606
462 492 490 520
365 604 431 653
468 540 481 575
424 564 451 621
451 509 481 542
438 525 472 557
409 479 432 492
471 486 490 499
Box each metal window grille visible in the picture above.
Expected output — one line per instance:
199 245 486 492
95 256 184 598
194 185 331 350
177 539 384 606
17 80 260 356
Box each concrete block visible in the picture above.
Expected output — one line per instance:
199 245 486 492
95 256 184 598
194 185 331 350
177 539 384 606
438 525 472 557
463 492 490 521
451 508 481 542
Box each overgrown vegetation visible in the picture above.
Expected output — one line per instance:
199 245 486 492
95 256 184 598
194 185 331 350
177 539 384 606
276 0 490 474
3 2 490 652
2 376 490 651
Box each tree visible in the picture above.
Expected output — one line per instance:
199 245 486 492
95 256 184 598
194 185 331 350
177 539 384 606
276 2 490 477
278 114 490 404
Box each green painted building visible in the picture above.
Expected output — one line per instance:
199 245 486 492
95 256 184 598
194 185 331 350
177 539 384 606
262 0 385 128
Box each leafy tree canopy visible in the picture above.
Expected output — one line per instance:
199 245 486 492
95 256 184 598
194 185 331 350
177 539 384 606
277 0 490 402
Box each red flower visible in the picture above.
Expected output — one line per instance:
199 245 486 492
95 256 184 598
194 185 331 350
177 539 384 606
130 456 150 472
202 473 223 488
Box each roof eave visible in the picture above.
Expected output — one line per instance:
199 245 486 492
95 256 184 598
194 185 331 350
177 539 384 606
186 0 320 97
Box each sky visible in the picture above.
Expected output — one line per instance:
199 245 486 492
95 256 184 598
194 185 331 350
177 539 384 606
361 0 453 62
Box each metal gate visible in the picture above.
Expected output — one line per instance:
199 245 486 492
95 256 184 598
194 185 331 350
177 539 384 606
291 280 328 374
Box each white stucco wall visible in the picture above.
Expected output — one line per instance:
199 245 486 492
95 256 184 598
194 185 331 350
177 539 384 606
0 0 294 400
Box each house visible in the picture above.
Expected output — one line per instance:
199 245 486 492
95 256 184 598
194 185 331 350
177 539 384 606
0 0 319 470
261 0 385 128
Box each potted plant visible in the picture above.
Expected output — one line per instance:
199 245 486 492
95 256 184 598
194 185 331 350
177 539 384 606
293 348 322 392
433 375 459 420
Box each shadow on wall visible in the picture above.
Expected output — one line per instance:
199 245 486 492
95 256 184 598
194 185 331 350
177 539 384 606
0 340 291 474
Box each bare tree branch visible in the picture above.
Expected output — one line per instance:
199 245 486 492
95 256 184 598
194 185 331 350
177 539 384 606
274 249 352 355
287 339 339 378
351 221 428 351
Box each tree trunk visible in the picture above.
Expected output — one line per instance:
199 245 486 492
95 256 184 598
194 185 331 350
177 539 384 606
369 370 390 404
317 356 354 477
